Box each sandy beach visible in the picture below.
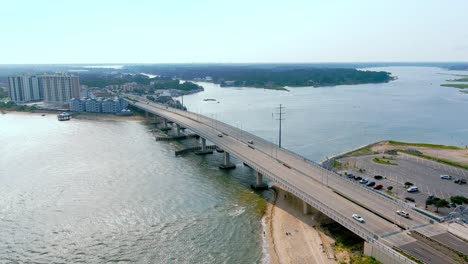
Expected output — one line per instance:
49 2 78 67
264 187 337 264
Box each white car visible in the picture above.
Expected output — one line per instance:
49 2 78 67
397 210 409 218
352 214 365 223
440 175 452 180
407 186 418 192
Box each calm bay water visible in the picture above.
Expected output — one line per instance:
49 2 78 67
183 67 468 161
1 66 468 263
0 115 269 263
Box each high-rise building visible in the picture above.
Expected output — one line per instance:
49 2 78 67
40 74 80 104
8 74 80 104
7 75 42 102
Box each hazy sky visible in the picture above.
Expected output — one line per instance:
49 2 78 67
1 0 468 64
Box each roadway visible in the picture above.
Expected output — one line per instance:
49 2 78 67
127 96 467 263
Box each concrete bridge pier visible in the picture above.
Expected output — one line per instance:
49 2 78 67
251 171 268 190
303 201 312 215
176 124 181 136
159 119 171 131
219 152 236 170
195 137 213 155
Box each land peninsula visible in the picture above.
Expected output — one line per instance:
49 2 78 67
126 64 395 90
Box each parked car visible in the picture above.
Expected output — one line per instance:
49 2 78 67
373 184 383 190
405 197 415 202
440 175 452 180
354 176 362 181
397 210 410 218
374 175 383 180
407 186 418 192
359 178 369 184
366 181 376 187
218 133 223 137
454 179 467 184
247 140 254 144
347 174 355 179
352 214 365 223
428 194 435 200
449 203 457 208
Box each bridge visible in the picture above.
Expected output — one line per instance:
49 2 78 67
126 95 467 264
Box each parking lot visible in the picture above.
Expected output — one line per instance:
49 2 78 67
337 153 468 216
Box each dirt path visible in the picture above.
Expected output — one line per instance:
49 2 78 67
265 187 336 264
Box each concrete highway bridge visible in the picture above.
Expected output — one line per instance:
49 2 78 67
126 96 468 264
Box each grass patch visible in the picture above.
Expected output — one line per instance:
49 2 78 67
372 157 398 165
393 248 424 264
441 83 468 89
345 146 376 157
348 255 381 264
321 222 364 251
388 141 461 150
447 77 468 82
399 150 468 170
333 160 343 170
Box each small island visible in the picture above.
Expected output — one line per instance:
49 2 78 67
441 83 468 89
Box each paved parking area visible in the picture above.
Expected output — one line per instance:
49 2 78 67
337 153 468 216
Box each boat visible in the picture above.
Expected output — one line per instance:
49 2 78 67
203 98 216 101
57 112 71 121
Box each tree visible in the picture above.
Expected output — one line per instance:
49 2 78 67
450 196 468 205
404 182 413 188
434 199 449 212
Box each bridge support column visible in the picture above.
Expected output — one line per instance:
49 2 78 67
145 111 149 118
302 201 312 215
219 152 236 170
251 172 268 190
159 119 171 131
176 124 181 136
195 137 213 155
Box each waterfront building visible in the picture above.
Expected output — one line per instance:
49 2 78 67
7 75 42 102
8 74 80 105
70 97 129 114
40 74 80 105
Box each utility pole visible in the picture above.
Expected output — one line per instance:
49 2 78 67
274 104 285 148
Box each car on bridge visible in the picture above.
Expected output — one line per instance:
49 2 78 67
352 214 365 223
397 210 410 218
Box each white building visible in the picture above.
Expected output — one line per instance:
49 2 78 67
40 74 80 105
7 75 42 102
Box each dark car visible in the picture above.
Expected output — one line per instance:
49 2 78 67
367 181 376 187
354 176 362 181
347 174 355 178
374 175 383 180
405 197 415 202
373 184 383 190
455 179 467 184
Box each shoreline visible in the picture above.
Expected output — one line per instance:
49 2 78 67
263 187 337 264
1 110 146 121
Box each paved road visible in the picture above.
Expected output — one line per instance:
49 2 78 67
127 97 467 263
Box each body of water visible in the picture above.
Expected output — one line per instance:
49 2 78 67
182 67 468 161
0 115 269 263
